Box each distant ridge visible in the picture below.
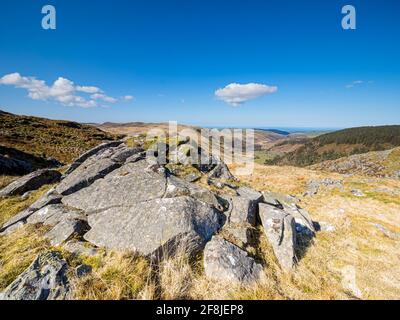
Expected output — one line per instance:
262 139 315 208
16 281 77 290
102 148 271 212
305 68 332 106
267 125 400 167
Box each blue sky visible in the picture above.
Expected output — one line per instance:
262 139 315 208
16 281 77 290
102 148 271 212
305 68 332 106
0 0 399 128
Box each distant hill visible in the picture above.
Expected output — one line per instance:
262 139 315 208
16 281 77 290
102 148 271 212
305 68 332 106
258 129 290 136
309 147 400 178
0 110 119 168
266 125 400 167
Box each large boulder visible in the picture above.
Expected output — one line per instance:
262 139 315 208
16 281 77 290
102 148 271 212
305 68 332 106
62 160 167 213
56 145 140 196
0 169 61 197
204 236 263 284
64 141 123 175
259 203 297 271
84 196 222 257
1 252 70 300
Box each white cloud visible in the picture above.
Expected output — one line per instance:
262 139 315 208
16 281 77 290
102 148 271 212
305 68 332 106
123 95 134 101
215 83 278 106
0 72 129 108
91 93 118 104
76 86 102 94
345 80 373 89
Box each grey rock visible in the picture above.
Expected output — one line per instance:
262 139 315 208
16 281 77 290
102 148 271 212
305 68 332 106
84 196 222 257
259 203 297 270
0 189 64 234
27 204 85 226
222 223 254 246
45 219 88 246
165 175 222 210
222 195 257 226
62 160 167 213
58 145 142 196
75 264 92 278
283 205 315 236
56 156 119 196
374 224 399 239
1 252 70 300
204 236 263 284
63 240 99 257
261 191 282 207
208 162 235 181
351 189 365 197
304 179 343 197
236 187 264 204
65 141 123 175
30 188 62 210
0 154 33 175
21 191 33 200
0 169 61 197
0 208 35 234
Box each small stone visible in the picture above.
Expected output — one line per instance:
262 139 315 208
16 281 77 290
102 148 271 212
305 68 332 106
75 264 92 278
204 236 263 284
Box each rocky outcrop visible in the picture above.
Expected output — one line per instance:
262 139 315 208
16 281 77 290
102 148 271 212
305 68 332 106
64 141 123 175
0 169 61 197
56 144 141 196
84 196 222 257
259 203 297 270
1 252 70 300
304 179 343 197
1 138 324 295
204 236 263 284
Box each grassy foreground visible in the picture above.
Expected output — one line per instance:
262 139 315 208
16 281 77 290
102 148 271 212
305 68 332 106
1 164 399 300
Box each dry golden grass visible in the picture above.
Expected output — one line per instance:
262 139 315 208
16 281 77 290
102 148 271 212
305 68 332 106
0 225 50 290
226 163 400 300
0 185 53 227
71 251 150 300
0 175 16 190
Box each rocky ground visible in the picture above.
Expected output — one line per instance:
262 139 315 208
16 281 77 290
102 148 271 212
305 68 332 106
0 136 399 300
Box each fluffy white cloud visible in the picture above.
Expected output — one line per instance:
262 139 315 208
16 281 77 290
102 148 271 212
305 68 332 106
215 83 278 106
0 72 132 108
76 86 102 94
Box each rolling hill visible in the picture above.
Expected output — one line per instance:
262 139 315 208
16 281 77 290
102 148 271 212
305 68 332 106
0 110 119 172
266 126 400 167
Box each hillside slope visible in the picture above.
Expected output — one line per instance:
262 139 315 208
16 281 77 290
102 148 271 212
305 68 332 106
0 110 118 166
309 147 400 178
267 126 400 167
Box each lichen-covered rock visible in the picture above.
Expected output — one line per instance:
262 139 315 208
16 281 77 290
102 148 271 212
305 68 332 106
1 252 70 300
226 196 257 226
45 218 88 246
204 236 263 284
62 160 167 213
236 187 264 204
56 150 120 196
0 169 61 197
165 175 221 209
27 204 85 226
84 196 222 257
64 141 123 175
259 203 297 270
